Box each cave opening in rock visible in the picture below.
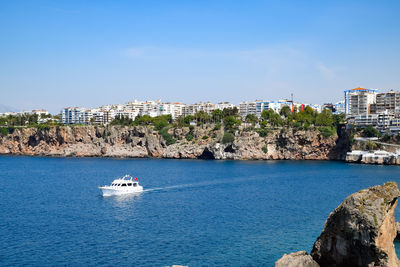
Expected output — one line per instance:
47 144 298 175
224 144 235 153
198 147 215 159
28 136 38 147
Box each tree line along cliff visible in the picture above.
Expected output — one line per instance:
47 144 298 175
0 106 351 159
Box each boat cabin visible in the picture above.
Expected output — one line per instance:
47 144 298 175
111 181 139 187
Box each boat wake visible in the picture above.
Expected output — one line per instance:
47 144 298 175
143 175 263 193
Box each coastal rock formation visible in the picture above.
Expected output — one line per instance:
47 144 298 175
277 182 400 267
0 125 345 160
311 182 400 266
275 251 319 267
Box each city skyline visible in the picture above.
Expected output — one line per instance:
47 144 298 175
1 0 400 113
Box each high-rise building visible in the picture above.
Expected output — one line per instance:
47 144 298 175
344 87 377 115
375 91 400 114
61 107 87 124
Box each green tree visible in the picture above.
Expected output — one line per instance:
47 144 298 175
366 140 377 150
332 113 345 126
183 115 194 125
279 105 292 118
362 126 381 138
223 116 241 131
110 115 133 126
134 115 153 125
194 111 211 124
260 109 275 121
153 115 171 130
269 113 283 127
211 109 224 123
222 107 239 118
245 114 258 125
315 109 334 127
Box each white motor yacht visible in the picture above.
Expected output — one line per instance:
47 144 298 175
99 175 143 196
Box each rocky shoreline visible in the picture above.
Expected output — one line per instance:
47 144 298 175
276 182 400 267
0 125 349 160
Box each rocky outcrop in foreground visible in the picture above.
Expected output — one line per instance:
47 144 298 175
277 182 400 267
0 125 346 160
275 251 319 267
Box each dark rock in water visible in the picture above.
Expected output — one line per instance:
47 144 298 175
310 182 400 267
275 251 319 267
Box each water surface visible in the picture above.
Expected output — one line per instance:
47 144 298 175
0 156 399 266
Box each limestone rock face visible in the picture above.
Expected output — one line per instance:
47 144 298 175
0 125 344 160
275 251 319 267
311 182 400 267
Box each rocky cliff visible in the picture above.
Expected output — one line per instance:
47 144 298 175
276 182 400 267
0 125 347 160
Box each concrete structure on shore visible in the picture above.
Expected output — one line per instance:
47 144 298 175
346 150 400 165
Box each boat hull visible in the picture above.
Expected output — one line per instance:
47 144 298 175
99 186 143 196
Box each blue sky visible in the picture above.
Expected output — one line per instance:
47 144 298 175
1 0 400 113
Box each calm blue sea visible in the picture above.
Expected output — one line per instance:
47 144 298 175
0 156 400 266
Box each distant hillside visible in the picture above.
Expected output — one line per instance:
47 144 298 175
0 104 17 113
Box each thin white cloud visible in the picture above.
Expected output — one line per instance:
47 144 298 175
315 61 336 80
121 45 344 103
125 47 147 58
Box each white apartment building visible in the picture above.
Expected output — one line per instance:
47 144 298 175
61 107 87 124
215 102 235 110
239 100 295 118
183 102 215 116
0 110 50 118
159 102 185 119
344 87 377 116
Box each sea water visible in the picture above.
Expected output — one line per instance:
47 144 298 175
0 156 399 266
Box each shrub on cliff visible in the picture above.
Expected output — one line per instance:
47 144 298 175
185 133 193 141
262 146 268 154
222 132 235 144
256 128 269 137
0 127 8 136
0 126 15 136
159 127 176 145
319 126 336 139
213 123 221 131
